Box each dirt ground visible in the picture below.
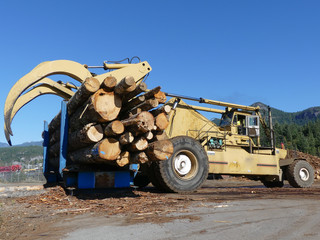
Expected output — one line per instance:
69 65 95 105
1 178 320 240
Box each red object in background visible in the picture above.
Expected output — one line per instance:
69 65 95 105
0 164 22 173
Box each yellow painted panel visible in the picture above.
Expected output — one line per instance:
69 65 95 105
208 147 280 176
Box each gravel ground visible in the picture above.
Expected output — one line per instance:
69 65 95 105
1 179 320 240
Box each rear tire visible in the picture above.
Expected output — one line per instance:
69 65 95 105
286 160 314 188
149 136 209 193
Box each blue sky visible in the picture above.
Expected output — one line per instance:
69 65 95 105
0 0 320 144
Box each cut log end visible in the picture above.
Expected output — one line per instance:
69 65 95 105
146 140 173 161
101 76 117 91
87 124 104 142
92 89 122 121
104 120 125 136
98 138 121 160
119 132 134 145
155 113 169 130
84 77 100 93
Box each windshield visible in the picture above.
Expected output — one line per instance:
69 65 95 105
219 112 233 127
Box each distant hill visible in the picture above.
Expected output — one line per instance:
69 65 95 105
0 145 43 166
252 102 320 125
0 142 9 148
0 141 42 148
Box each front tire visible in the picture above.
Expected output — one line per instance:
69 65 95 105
149 136 209 193
286 160 314 188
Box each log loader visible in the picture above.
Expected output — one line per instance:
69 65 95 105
3 58 315 192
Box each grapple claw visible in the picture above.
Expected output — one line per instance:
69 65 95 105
4 127 12 146
4 60 92 136
10 79 74 127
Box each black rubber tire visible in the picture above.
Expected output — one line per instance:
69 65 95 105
133 173 151 188
149 136 209 193
286 160 314 188
261 180 284 188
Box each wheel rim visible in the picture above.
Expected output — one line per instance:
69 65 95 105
173 150 198 180
299 167 310 181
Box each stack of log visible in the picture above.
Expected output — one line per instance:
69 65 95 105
47 76 173 168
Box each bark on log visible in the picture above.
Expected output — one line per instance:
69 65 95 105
67 77 100 115
69 89 122 131
130 152 148 164
49 129 60 145
68 123 104 151
150 105 172 116
49 141 60 157
128 108 142 117
69 138 121 164
153 131 169 141
123 95 145 112
141 86 161 100
101 76 117 92
121 111 155 133
104 120 125 136
128 137 148 151
155 113 169 130
114 76 136 95
138 98 159 111
48 77 100 134
146 140 173 161
119 132 134 145
123 82 147 102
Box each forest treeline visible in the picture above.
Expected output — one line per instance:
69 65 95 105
273 120 320 157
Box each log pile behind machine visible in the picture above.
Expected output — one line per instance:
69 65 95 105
47 75 173 169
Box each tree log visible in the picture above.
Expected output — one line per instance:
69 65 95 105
144 131 154 140
150 105 172 116
153 131 169 141
123 95 145 112
155 113 169 130
69 138 121 164
48 77 100 134
67 77 100 115
49 129 60 146
130 152 148 164
114 76 136 95
141 86 161 100
138 98 159 111
123 82 147 102
68 123 103 151
128 137 148 151
121 111 155 133
49 141 60 157
104 120 124 136
154 90 166 104
128 107 142 117
69 89 122 131
116 151 130 167
119 132 134 145
146 140 173 161
101 76 117 92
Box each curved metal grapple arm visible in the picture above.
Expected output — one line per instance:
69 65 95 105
4 60 92 135
5 81 74 145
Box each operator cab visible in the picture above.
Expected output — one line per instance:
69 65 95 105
219 110 260 137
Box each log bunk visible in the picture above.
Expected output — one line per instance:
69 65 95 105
47 76 173 171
